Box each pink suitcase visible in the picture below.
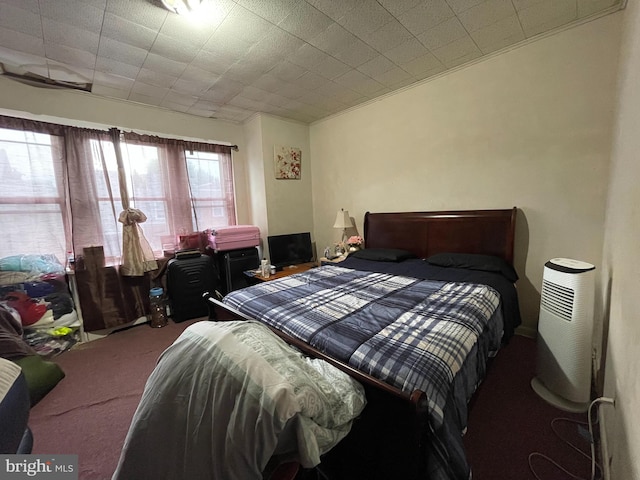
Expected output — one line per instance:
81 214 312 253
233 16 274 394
207 225 260 252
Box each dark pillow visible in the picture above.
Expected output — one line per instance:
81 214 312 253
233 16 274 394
426 253 519 282
350 248 416 262
11 355 65 407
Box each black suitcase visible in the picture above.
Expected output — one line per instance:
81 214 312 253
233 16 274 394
217 247 260 294
167 254 218 322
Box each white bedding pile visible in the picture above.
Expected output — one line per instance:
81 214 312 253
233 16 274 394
112 320 366 480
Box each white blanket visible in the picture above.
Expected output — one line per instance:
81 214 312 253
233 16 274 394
112 321 366 480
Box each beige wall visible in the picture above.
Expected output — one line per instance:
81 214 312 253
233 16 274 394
310 14 621 336
240 114 313 260
0 76 252 225
601 2 640 478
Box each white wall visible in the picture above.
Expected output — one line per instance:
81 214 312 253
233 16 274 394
310 14 622 335
0 76 252 225
601 2 640 478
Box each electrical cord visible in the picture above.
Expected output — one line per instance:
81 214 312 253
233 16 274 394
528 397 615 480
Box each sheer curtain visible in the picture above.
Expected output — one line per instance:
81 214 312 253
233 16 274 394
0 116 68 264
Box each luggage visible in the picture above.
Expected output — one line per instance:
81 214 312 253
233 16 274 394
217 247 260 295
207 225 260 252
167 254 218 322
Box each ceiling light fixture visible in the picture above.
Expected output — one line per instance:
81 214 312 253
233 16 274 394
160 0 204 15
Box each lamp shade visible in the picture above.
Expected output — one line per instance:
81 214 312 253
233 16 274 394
333 209 351 229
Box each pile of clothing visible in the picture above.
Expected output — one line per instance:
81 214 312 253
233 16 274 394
0 254 79 356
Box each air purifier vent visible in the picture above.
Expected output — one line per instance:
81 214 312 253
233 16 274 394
541 279 574 321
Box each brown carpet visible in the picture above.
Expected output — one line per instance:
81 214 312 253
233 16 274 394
29 321 596 480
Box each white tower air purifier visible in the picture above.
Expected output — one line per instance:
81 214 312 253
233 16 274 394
531 258 596 413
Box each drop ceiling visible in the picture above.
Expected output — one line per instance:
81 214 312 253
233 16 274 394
0 0 624 124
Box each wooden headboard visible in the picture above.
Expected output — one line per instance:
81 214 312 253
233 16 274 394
363 207 517 264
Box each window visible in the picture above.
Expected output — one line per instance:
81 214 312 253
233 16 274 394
186 150 235 229
0 117 237 266
0 128 68 260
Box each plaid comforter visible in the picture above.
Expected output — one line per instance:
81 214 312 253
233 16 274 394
223 265 500 430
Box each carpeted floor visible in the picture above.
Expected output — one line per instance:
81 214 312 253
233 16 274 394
28 320 597 480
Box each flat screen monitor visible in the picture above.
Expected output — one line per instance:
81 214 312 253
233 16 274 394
267 232 313 270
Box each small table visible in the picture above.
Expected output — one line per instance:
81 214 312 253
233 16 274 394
244 262 317 283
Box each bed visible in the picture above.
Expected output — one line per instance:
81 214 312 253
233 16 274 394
208 208 521 480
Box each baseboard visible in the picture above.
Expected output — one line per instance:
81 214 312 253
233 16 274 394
515 325 537 338
81 316 148 342
599 405 611 480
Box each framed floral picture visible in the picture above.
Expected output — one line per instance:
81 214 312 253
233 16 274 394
274 145 301 179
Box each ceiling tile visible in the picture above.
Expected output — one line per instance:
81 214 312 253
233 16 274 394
141 53 187 77
0 0 41 15
277 2 335 43
357 55 397 77
92 71 135 89
457 0 517 32
383 38 431 64
249 28 306 60
267 61 307 82
214 6 274 45
399 52 445 76
376 0 423 17
95 56 141 80
101 13 158 51
38 1 105 32
98 37 148 67
105 0 168 31
292 71 330 90
44 44 96 70
172 76 219 95
202 31 255 58
223 60 270 85
42 19 100 55
0 27 44 58
149 34 199 63
360 19 414 53
518 0 577 37
445 0 489 15
249 73 284 93
191 50 237 76
309 56 352 80
235 0 299 24
310 23 359 56
336 2 395 38
136 68 177 89
417 17 469 51
0 3 43 37
398 0 456 36
333 38 379 68
432 35 482 67
334 69 386 96
470 15 525 54
163 90 199 107
372 66 415 88
305 0 360 21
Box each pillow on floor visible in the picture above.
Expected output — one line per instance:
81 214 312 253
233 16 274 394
11 355 65 407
